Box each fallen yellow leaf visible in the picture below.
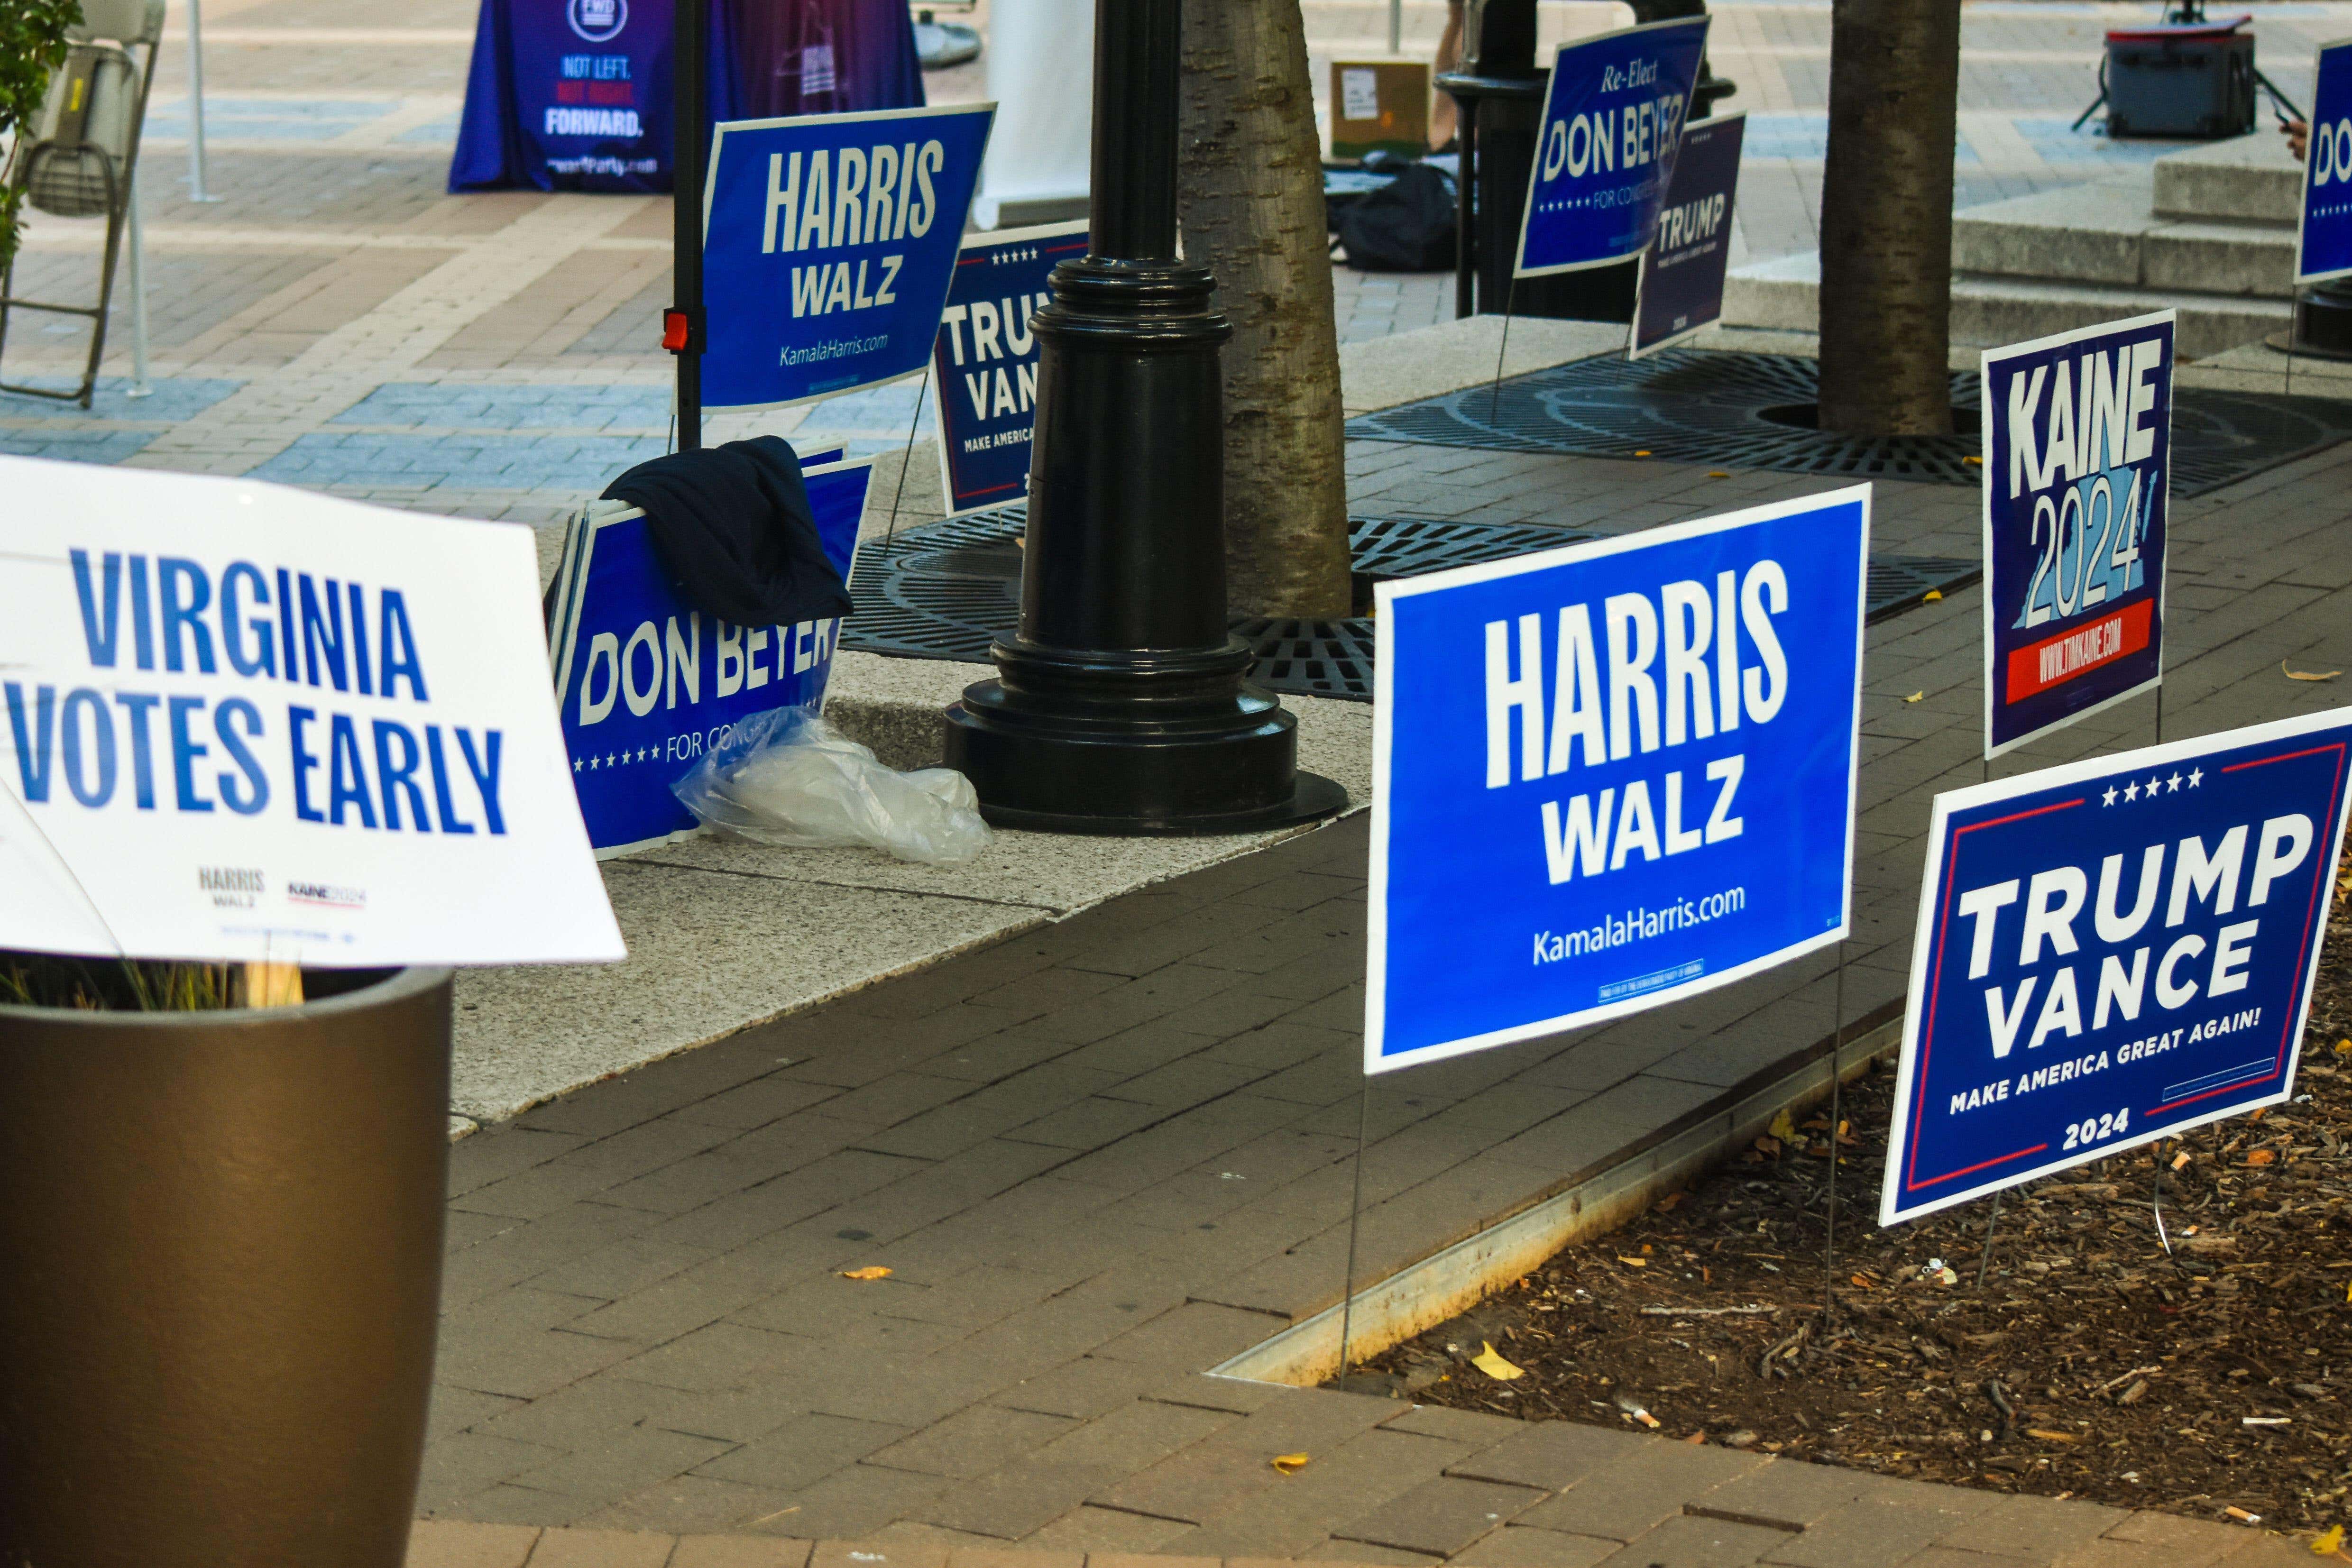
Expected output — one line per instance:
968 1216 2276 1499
1768 1110 1798 1142
2027 1428 2084 1443
1617 1256 1648 1268
1471 1341 1525 1381
1923 589 1943 601
839 1266 893 1280
2311 1523 2344 1556
1707 469 1730 478
1904 691 1924 703
2286 661 2343 682
1271 1453 1311 1473
1963 455 1984 466
2248 1149 2278 1166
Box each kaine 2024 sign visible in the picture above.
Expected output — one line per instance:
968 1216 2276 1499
2298 40 2352 283
1368 487 1868 1073
1516 16 1709 278
1631 110 1743 358
1880 708 2352 1225
702 102 994 409
547 456 872 855
0 459 623 967
1982 311 2175 758
933 220 1086 516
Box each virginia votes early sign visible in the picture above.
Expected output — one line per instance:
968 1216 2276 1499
1516 17 1709 278
1982 311 2174 758
1368 487 1867 1073
1881 707 2352 1224
702 102 994 409
0 458 624 967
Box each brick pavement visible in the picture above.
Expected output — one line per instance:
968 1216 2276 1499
414 433 2352 1550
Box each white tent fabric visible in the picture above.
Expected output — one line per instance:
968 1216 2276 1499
971 0 1092 229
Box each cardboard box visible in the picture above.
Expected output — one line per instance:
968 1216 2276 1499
1329 59 1431 160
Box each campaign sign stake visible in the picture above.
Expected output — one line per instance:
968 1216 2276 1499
2298 40 2352 284
547 457 872 855
1982 311 2174 759
1369 486 1867 1073
701 102 995 409
933 220 1087 516
1881 707 2352 1225
1631 111 1744 359
0 458 624 967
1515 17 1709 279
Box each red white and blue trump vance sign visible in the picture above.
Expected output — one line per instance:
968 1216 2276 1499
1368 486 1867 1073
932 220 1086 516
1881 707 2352 1226
1982 311 2174 759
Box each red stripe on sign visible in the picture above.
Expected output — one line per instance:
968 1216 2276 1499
2005 599 2153 703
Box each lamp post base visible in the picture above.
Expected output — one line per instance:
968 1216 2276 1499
945 639 1349 835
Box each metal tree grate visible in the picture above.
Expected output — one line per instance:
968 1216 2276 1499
1343 349 2352 497
844 506 1981 701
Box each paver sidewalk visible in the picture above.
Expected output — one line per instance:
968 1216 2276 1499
403 1487 2313 1565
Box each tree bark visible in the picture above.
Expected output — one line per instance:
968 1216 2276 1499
1814 0 1964 436
1176 0 1353 619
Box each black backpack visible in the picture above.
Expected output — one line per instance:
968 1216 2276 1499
1337 164 1458 273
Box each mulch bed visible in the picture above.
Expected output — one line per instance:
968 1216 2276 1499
1339 866 2352 1535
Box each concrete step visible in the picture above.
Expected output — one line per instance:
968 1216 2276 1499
2151 130 2303 223
1951 174 2295 299
1724 251 2290 361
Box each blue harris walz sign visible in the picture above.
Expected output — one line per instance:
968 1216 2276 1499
933 220 1087 516
2300 40 2352 283
1516 17 1709 278
547 458 873 854
1881 708 2352 1225
1981 312 2174 759
1368 486 1868 1073
701 103 995 409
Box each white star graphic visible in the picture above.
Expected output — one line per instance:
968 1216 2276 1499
2168 772 2182 793
2188 767 2203 788
606 753 616 767
2147 775 2163 796
2103 785 2119 807
638 748 651 762
588 756 599 770
2124 780 2140 801
573 758 583 773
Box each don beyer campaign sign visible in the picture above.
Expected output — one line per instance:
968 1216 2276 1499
1368 487 1868 1073
1982 310 2174 758
1881 707 2352 1224
0 458 623 967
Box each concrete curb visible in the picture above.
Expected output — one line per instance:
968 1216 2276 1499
1211 1009 1905 1386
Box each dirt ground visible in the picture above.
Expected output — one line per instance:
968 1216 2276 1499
1341 866 2352 1534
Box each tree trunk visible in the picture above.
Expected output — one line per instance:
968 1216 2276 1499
1176 0 1353 620
1814 0 1964 436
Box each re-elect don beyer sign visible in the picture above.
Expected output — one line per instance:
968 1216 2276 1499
1368 487 1868 1073
1881 707 2352 1225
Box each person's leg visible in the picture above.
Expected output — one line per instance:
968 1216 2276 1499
1431 0 1464 148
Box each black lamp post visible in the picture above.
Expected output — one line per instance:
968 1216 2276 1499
941 0 1347 834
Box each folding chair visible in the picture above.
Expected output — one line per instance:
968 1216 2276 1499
0 0 165 408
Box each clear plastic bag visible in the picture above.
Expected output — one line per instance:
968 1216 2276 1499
673 706 992 865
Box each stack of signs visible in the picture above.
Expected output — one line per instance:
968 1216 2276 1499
2297 40 2352 284
1368 487 1868 1071
1880 707 2352 1223
1981 312 2175 758
700 102 996 407
932 221 1087 516
1515 17 1710 278
1631 111 1745 358
0 458 624 966
546 454 873 855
